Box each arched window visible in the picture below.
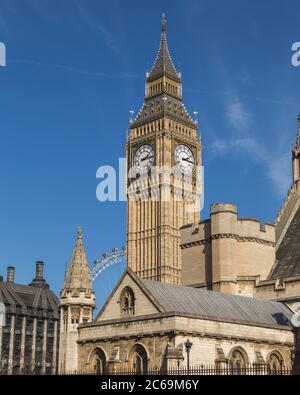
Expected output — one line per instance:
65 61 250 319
268 351 284 372
120 287 135 316
229 347 248 375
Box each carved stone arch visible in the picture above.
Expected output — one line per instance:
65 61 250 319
87 347 108 374
267 350 284 370
228 346 249 374
127 343 149 374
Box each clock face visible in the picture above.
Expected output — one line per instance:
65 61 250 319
133 144 155 173
174 144 195 173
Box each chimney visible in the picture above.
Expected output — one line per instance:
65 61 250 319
7 266 15 283
29 261 48 289
36 261 44 280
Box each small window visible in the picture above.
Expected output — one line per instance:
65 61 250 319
120 287 135 316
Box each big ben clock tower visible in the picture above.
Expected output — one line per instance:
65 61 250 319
126 15 202 285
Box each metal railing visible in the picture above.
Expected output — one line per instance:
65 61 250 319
59 364 294 376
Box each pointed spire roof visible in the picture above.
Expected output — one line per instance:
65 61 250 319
64 227 92 290
147 13 181 83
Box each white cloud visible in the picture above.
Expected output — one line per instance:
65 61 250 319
226 97 250 132
266 152 291 197
210 137 291 197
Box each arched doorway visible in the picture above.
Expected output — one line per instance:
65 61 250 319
228 347 248 375
90 348 107 374
128 344 148 374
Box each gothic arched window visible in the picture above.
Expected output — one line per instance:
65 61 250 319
120 287 135 316
229 348 248 375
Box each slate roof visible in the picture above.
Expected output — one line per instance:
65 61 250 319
140 278 293 328
269 205 300 280
131 94 197 129
0 280 59 318
147 16 180 83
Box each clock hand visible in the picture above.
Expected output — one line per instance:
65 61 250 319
141 155 155 162
182 157 194 164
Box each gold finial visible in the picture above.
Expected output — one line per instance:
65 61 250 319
162 13 166 32
77 226 83 240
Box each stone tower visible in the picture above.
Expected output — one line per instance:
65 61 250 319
59 227 95 373
126 15 202 285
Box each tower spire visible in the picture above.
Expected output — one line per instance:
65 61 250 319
130 15 197 129
162 13 166 32
146 14 180 83
64 226 92 290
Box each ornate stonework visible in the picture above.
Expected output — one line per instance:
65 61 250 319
127 15 201 285
59 228 95 373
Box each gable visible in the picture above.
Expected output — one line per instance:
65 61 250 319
96 272 160 321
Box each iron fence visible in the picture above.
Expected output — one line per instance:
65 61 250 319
61 365 294 376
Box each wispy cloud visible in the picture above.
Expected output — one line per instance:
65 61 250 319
266 151 291 197
187 88 300 108
211 137 291 197
10 58 137 79
226 96 250 132
74 1 119 54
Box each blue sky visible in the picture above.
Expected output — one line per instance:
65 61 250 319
1 0 300 310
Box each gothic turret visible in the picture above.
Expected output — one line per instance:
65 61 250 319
58 227 95 373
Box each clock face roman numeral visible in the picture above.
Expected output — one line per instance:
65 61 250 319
174 144 195 173
133 144 155 173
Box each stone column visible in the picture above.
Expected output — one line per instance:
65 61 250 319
8 314 15 375
79 306 83 324
41 319 48 374
52 320 58 375
20 316 27 373
31 318 37 373
67 305 71 328
60 307 64 333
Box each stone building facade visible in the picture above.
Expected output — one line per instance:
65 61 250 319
77 269 294 373
60 15 300 374
0 262 59 374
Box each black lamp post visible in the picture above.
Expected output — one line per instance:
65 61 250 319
184 339 193 374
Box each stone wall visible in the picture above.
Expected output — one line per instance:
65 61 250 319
181 203 275 294
77 314 293 372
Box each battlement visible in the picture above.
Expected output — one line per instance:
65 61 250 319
181 203 275 245
211 203 237 215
